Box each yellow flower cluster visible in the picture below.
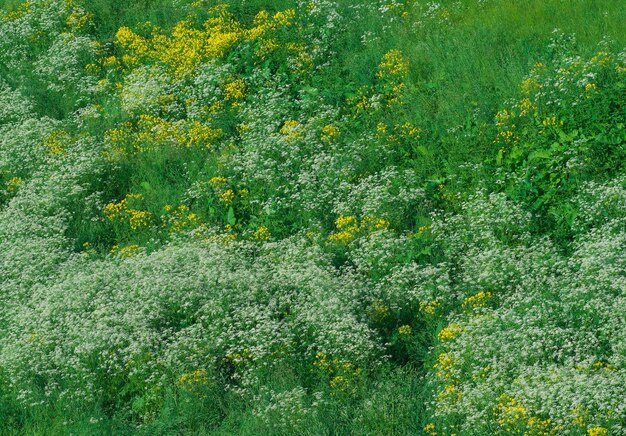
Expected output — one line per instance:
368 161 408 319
518 98 535 117
115 6 240 76
251 225 270 240
434 353 455 381
105 116 222 156
314 352 362 393
222 223 238 242
177 369 209 387
591 51 611 65
218 189 234 204
225 348 253 367
249 8 296 37
328 375 346 390
82 241 92 254
384 0 417 19
137 115 222 149
65 9 93 32
2 1 32 22
495 109 514 127
572 405 587 428
328 215 390 244
287 42 315 75
5 176 21 193
280 120 303 141
209 176 227 187
223 78 246 101
520 77 540 96
423 423 437 436
376 49 409 80
347 50 411 112
162 204 201 234
588 361 616 372
541 116 561 127
113 5 300 74
42 130 70 156
587 427 608 436
321 124 340 143
110 244 141 258
104 193 152 230
436 384 462 403
431 365 466 414
351 94 371 112
419 299 442 316
493 395 554 435
398 325 412 335
367 299 390 322
462 291 492 313
245 8 296 58
376 121 422 144
437 324 462 342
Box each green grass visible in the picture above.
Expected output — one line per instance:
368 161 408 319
2 0 626 434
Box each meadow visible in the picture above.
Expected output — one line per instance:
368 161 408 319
1 0 626 434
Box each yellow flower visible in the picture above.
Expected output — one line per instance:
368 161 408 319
542 116 559 127
223 78 246 101
398 325 412 335
321 124 340 142
335 215 357 229
251 225 270 240
102 56 118 68
436 384 462 403
591 51 610 65
42 130 70 155
66 10 93 31
329 375 348 391
361 215 390 231
115 27 149 58
377 49 409 79
218 189 234 204
177 368 209 387
518 97 534 117
423 423 437 436
419 299 441 316
368 299 390 322
280 120 303 140
209 176 227 187
3 1 32 22
128 209 152 230
587 427 608 436
437 324 462 342
462 291 492 313
328 215 359 244
5 176 21 193
111 244 141 258
115 7 240 76
520 77 539 95
104 194 152 230
434 353 455 380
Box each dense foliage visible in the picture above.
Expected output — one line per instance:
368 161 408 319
1 0 626 434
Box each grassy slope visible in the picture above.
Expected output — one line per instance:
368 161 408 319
1 0 626 434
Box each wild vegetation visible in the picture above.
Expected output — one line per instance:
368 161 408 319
1 0 626 434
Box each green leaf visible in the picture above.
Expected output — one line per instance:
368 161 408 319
414 145 429 156
227 207 236 226
131 396 145 413
529 149 551 161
